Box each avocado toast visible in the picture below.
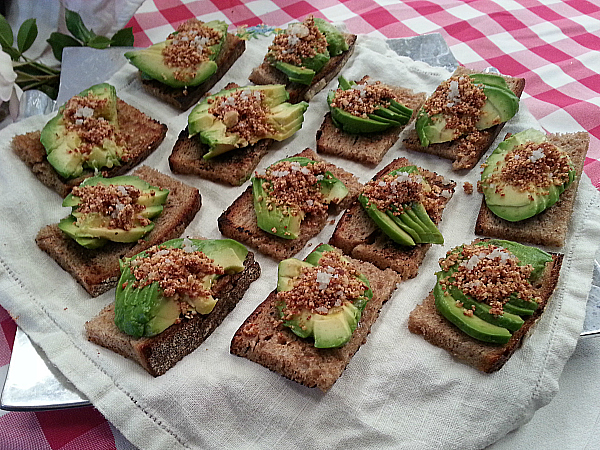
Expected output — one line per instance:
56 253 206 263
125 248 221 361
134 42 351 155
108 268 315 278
230 244 399 391
86 237 260 376
125 18 245 111
316 76 426 165
475 130 589 247
403 66 525 170
36 165 201 297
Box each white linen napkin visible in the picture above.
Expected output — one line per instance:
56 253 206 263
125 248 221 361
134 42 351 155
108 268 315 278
1 34 599 450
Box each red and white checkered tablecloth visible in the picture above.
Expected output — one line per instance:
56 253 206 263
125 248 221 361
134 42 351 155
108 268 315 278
1 1 599 449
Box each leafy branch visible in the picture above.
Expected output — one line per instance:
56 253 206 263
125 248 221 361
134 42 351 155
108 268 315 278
0 9 134 100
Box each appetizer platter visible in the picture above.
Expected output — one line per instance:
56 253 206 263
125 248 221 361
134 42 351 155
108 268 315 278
1 22 599 450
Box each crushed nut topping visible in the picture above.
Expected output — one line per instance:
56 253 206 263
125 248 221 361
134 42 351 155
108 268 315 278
278 251 367 318
330 80 398 118
127 245 224 299
463 181 473 194
207 89 275 142
266 16 328 66
362 171 423 214
163 19 223 82
257 160 333 216
63 92 125 159
439 243 540 315
485 141 572 192
71 184 151 230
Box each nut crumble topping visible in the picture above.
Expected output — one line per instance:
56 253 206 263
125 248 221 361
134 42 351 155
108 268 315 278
330 80 398 118
266 16 328 66
277 251 367 318
439 243 540 315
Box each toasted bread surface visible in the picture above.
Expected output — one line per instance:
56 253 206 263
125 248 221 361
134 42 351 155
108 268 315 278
408 252 563 373
249 33 357 103
35 166 201 297
316 83 427 165
86 251 260 376
230 249 399 391
330 157 456 279
475 132 589 247
140 29 246 111
218 148 362 260
12 100 167 197
403 66 526 170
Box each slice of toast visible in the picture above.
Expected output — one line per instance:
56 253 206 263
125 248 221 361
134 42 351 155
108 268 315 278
12 100 168 197
168 82 274 186
86 251 260 376
475 131 589 247
403 66 526 171
35 166 201 297
218 148 362 261
249 33 357 104
230 247 399 391
316 80 427 165
330 157 456 279
408 252 563 373
140 28 246 111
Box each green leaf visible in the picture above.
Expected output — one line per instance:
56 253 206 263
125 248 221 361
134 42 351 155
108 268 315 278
110 27 134 47
17 18 38 53
87 35 112 49
0 14 14 48
47 32 82 61
2 46 20 60
65 8 95 43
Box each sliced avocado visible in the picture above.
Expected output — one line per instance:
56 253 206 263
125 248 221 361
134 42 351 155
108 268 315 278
476 85 520 129
481 129 576 222
61 215 155 242
360 194 416 246
124 20 227 88
314 18 348 56
276 245 370 348
274 61 316 85
187 84 306 159
41 83 123 179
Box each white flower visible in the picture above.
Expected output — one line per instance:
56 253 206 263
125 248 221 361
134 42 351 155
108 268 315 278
0 50 17 102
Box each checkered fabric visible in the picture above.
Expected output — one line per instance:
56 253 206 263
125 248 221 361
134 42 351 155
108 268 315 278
2 0 598 448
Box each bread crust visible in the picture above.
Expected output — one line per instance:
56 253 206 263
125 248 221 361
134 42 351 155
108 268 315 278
316 80 427 165
217 148 362 261
249 33 357 103
475 131 589 247
12 99 168 197
86 251 260 376
230 248 399 391
35 166 201 297
140 29 246 111
407 252 563 373
403 67 526 171
330 157 456 279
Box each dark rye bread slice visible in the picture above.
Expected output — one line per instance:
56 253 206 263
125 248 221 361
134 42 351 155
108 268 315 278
408 252 563 373
475 131 589 248
230 248 400 391
169 82 274 186
330 157 456 279
35 166 201 297
248 33 357 104
86 251 260 376
316 81 427 165
218 148 362 261
403 66 526 171
12 99 167 198
140 28 246 111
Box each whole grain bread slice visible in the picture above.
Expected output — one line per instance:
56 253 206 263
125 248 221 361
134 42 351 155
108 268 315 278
249 33 357 104
86 251 260 376
35 165 201 297
230 247 400 391
403 66 526 171
316 78 427 165
330 157 456 279
12 99 168 197
408 252 563 373
218 148 362 261
475 131 589 247
139 25 246 111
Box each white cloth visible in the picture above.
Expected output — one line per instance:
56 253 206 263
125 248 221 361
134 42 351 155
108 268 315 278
0 35 599 450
